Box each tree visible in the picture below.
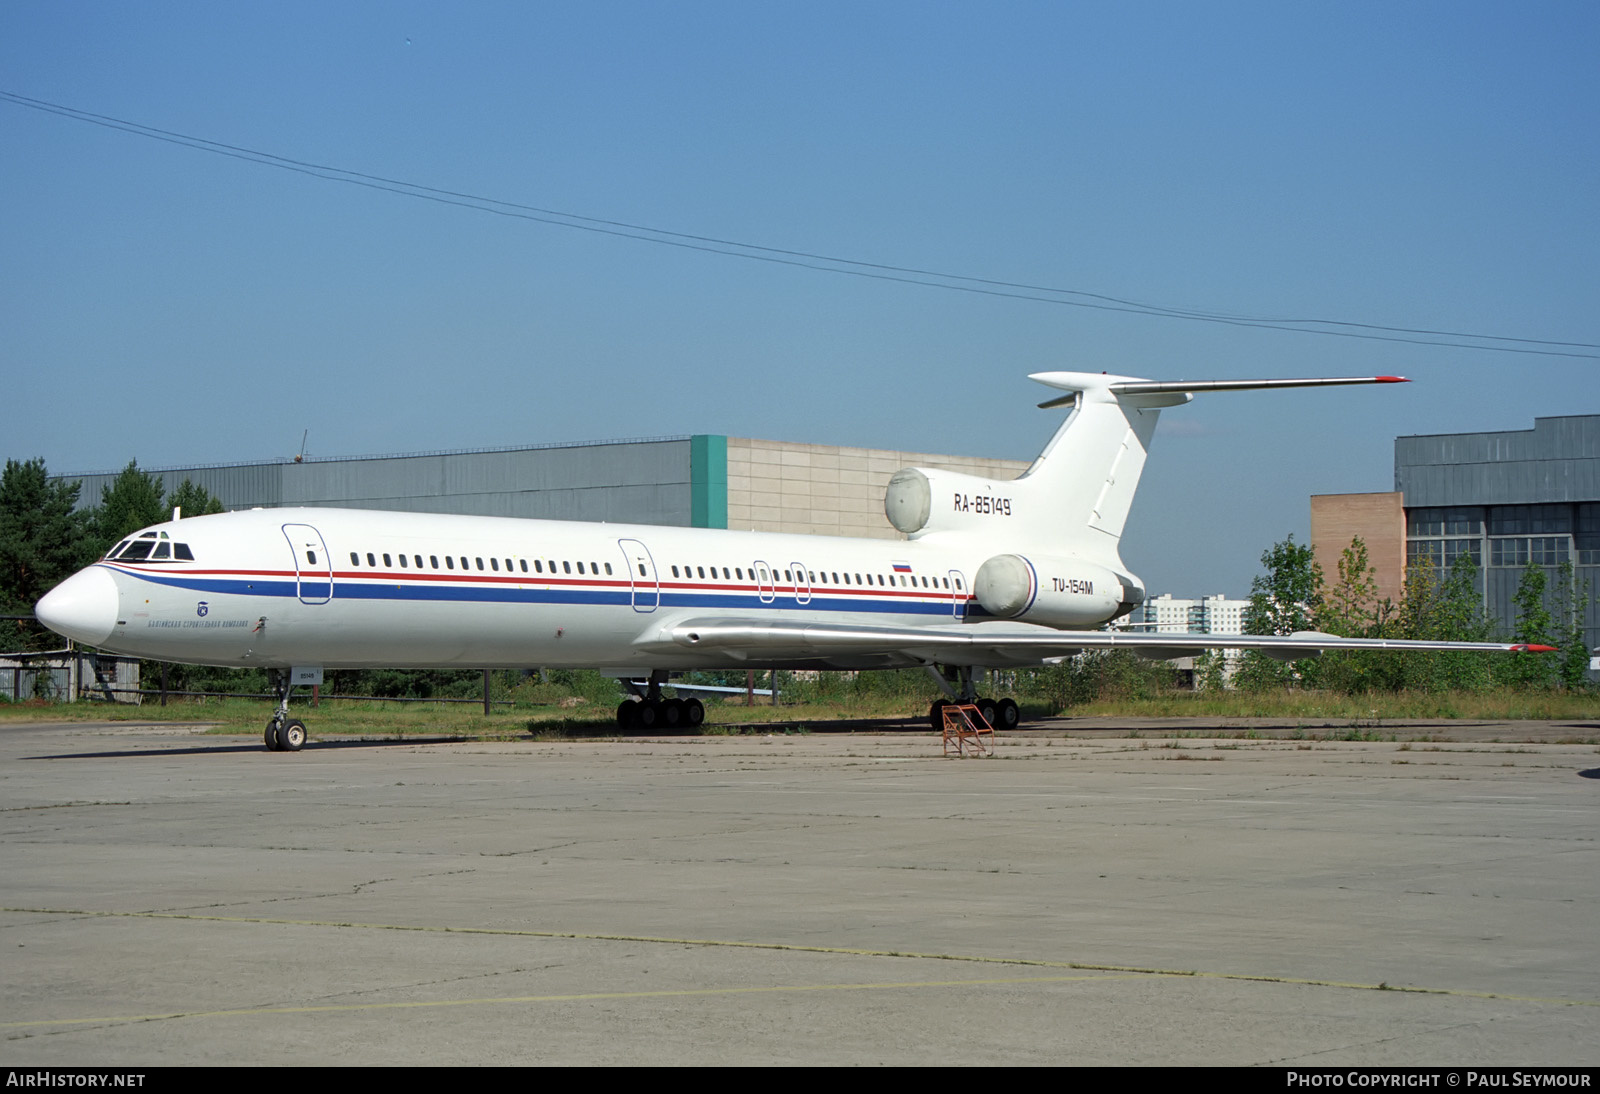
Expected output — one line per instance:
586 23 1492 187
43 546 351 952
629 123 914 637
0 459 93 650
1550 562 1592 690
1194 649 1229 692
166 478 224 519
1387 556 1495 692
89 461 167 555
1236 535 1322 690
1317 537 1379 637
1312 537 1382 693
1501 563 1559 690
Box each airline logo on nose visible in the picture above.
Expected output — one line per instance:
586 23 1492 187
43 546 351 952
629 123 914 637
196 601 209 617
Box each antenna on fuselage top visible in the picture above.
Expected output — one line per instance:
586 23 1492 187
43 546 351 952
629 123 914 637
294 430 308 464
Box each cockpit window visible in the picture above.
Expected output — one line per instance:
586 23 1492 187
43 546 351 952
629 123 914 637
107 536 196 562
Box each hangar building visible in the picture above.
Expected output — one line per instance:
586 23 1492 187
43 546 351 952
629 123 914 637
1311 414 1599 665
64 435 1030 542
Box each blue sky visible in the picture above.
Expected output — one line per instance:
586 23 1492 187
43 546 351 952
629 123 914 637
3 1 1595 596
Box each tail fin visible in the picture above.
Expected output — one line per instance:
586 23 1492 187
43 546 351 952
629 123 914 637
1018 372 1408 564
1013 372 1180 564
885 373 1406 570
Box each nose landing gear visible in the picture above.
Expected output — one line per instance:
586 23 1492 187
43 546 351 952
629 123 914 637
263 670 308 752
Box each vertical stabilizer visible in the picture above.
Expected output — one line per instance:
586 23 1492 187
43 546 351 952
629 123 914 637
886 373 1406 570
1016 372 1185 564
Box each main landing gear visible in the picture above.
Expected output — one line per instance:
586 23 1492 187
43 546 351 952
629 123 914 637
616 670 705 731
927 665 1021 732
263 669 307 752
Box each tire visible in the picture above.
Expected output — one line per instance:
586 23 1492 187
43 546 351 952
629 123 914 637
264 719 283 751
636 700 659 729
281 719 307 751
975 699 998 729
995 697 1020 730
617 700 638 729
929 699 949 732
683 697 705 728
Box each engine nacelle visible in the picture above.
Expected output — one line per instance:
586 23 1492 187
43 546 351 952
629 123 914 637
885 468 1022 538
973 554 1144 628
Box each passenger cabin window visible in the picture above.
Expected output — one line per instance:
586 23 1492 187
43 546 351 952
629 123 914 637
563 561 571 574
491 558 500 571
430 556 439 569
519 560 528 573
535 560 544 573
350 552 359 565
367 553 376 566
605 563 613 575
383 554 392 567
446 557 455 570
398 555 407 568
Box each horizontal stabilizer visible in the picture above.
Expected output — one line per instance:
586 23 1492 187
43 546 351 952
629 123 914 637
1032 373 1407 409
1110 376 1408 396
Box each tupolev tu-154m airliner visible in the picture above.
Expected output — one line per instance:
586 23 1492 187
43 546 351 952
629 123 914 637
35 371 1553 750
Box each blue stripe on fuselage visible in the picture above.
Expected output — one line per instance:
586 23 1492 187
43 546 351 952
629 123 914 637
113 569 964 617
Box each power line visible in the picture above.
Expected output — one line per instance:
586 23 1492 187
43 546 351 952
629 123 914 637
5 89 1596 360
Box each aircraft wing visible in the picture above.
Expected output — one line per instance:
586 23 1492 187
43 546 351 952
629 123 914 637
638 617 1554 667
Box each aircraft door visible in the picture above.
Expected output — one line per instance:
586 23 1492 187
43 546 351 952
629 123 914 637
617 539 659 613
949 569 967 619
282 524 333 605
752 560 775 604
789 562 811 605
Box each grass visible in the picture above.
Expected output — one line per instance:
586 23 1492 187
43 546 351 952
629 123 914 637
1 683 1594 740
1055 689 1598 721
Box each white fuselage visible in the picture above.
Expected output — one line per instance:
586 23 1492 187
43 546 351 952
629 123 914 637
65 506 1126 672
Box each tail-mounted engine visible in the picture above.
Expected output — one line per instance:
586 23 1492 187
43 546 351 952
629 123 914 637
972 553 1144 628
885 468 1022 538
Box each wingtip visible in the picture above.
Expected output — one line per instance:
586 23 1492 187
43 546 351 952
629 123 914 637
1376 375 1410 383
1510 643 1558 653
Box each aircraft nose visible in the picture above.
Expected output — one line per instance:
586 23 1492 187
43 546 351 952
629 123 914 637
35 567 119 646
